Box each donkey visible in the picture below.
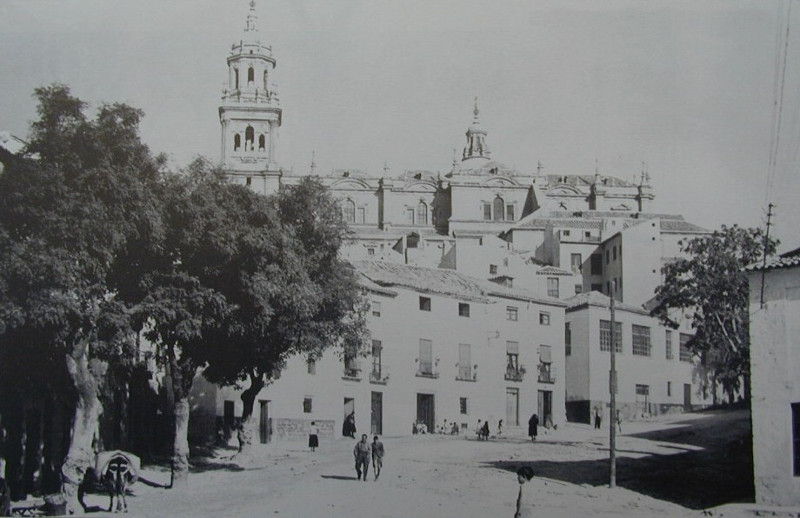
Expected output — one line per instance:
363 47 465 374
103 453 134 513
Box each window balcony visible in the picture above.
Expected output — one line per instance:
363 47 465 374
369 367 390 385
455 363 478 382
505 364 526 382
342 366 362 381
416 358 439 379
538 363 556 384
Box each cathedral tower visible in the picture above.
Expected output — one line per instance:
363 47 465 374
462 97 491 162
219 1 282 194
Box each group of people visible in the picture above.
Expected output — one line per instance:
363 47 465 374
353 434 384 481
593 407 623 432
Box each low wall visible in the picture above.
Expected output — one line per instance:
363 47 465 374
271 418 335 441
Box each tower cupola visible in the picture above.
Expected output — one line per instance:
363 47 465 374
462 97 491 162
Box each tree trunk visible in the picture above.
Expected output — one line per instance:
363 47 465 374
168 355 195 489
170 397 191 488
61 348 103 514
236 374 265 456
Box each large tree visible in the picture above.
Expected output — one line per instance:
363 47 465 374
202 176 369 455
650 225 778 405
0 84 164 509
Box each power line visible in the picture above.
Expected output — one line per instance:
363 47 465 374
765 0 793 208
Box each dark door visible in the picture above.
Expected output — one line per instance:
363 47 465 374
259 400 270 444
683 384 692 408
537 390 553 428
416 393 435 432
371 392 383 435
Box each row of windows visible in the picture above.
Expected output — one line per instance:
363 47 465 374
232 66 268 91
301 395 481 418
233 126 268 153
597 321 693 362
482 196 515 222
416 297 550 325
341 200 442 226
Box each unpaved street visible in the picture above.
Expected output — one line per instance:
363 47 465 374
79 410 752 518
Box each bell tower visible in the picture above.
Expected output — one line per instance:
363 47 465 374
462 97 491 162
219 1 282 194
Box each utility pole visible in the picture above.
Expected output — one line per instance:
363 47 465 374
760 203 775 308
609 294 617 488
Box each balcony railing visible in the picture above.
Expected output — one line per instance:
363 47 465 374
538 363 556 384
342 366 362 381
505 364 526 382
416 358 439 378
369 367 389 384
455 363 478 382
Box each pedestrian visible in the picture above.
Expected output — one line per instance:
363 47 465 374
353 434 371 481
528 413 539 441
343 413 356 438
514 466 535 518
480 420 490 440
475 419 482 440
616 409 622 433
594 407 602 430
498 419 503 438
308 421 319 452
372 435 384 480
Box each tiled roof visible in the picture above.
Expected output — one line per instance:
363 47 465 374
536 266 573 276
659 219 707 233
353 261 565 307
746 247 800 271
565 291 648 315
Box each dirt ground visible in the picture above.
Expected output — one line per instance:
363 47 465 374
63 409 754 517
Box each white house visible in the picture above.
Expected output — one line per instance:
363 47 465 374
189 261 567 442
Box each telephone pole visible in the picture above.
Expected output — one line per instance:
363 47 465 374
760 203 775 308
609 294 617 487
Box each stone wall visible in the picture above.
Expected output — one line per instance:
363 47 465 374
271 418 335 441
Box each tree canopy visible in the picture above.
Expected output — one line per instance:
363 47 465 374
650 224 778 404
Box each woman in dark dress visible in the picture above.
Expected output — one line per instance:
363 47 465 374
528 414 539 441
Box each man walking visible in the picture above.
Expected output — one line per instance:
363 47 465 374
353 434 371 481
372 435 385 480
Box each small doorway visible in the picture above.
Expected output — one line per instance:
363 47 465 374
259 400 270 444
416 393 435 432
683 383 692 408
506 388 519 426
537 390 553 428
371 392 383 435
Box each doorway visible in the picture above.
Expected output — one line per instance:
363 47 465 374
371 392 383 435
259 400 270 444
537 390 553 428
416 393 435 432
506 388 519 426
683 383 692 408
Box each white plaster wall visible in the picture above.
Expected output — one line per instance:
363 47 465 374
749 266 800 506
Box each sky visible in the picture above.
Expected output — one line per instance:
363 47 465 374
1 0 799 250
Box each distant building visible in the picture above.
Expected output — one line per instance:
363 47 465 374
747 247 800 506
564 291 709 424
189 261 567 442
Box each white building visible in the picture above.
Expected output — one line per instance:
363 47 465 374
189 261 567 442
747 247 800 506
564 291 708 424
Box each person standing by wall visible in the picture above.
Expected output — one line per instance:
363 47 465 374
371 436 384 480
353 434 371 481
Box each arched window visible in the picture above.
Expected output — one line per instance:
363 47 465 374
245 126 255 151
234 68 239 90
343 199 356 223
234 133 241 151
263 70 269 92
416 201 428 225
248 67 255 83
258 134 266 151
493 196 504 221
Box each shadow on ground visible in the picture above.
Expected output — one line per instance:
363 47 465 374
487 409 754 510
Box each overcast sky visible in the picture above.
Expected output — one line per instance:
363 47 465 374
1 0 798 250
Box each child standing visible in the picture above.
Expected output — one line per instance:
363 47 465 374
514 466 535 518
308 421 319 452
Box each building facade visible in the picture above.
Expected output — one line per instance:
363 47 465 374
747 248 800 506
189 261 567 442
564 291 708 425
